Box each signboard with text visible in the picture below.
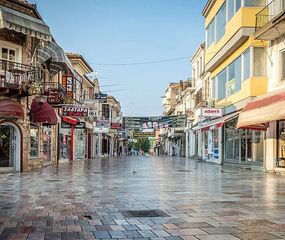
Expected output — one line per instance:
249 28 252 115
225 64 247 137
133 131 155 138
62 105 89 117
61 122 86 129
201 108 222 117
123 115 186 130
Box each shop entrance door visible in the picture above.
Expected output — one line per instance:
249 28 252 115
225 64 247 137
43 126 51 162
240 130 252 163
0 125 16 168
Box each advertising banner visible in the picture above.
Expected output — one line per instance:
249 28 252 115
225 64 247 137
123 115 186 130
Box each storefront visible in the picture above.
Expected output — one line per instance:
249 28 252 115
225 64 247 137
0 100 23 171
278 120 285 167
237 90 285 171
224 117 264 165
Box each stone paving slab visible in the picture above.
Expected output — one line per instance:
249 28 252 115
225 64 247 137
0 157 285 240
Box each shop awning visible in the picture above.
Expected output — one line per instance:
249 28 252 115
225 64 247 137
237 90 285 131
0 6 52 42
62 116 77 125
196 112 239 132
31 99 60 125
0 99 24 118
37 41 75 75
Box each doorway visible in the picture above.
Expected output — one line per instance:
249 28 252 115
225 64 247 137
43 126 52 162
0 123 21 171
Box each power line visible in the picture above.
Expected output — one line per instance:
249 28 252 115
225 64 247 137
92 56 190 66
91 49 220 66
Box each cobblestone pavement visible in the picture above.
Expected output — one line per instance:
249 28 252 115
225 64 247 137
0 156 285 240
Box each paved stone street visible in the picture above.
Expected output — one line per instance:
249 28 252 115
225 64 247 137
0 157 285 240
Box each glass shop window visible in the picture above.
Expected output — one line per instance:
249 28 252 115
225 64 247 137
30 126 39 158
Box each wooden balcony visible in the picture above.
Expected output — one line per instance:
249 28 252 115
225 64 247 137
0 59 37 97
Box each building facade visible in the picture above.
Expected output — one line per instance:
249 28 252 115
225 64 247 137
198 0 268 169
237 0 285 173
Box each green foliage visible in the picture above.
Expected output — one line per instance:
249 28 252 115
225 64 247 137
133 138 151 153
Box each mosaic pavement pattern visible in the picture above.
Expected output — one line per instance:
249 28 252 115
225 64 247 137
0 156 285 240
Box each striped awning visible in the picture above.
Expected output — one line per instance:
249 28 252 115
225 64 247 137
0 6 51 42
37 41 75 76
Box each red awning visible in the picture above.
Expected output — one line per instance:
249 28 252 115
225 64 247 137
237 90 285 131
62 116 77 125
0 99 24 118
196 112 239 132
31 99 59 125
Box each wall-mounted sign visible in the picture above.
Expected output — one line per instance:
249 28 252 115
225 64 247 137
61 121 86 129
201 108 222 117
62 105 89 117
46 90 63 105
93 127 109 133
111 123 122 129
96 120 110 128
95 92 107 103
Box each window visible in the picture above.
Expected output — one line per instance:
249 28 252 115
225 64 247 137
227 61 235 96
243 50 250 81
254 48 266 76
102 104 110 119
215 56 242 99
1 47 16 61
217 69 226 99
244 0 266 7
30 126 39 158
281 51 285 80
216 2 226 41
228 0 235 21
236 0 241 11
211 78 216 98
206 19 215 48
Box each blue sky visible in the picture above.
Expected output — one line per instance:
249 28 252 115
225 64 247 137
31 0 206 116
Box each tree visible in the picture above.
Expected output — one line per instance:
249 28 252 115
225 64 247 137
133 138 151 153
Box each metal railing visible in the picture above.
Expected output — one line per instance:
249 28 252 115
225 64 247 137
0 59 37 90
256 0 285 30
42 81 66 95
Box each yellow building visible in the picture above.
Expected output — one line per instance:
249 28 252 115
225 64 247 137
200 0 267 168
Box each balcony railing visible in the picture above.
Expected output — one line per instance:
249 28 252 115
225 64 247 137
256 0 285 30
0 59 37 92
42 81 66 105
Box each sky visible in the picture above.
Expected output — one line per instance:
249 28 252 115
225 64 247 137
30 0 206 117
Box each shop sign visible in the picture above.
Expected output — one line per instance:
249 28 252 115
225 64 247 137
201 108 222 117
61 122 86 129
95 93 107 103
93 127 109 133
96 120 110 128
75 122 86 129
46 90 62 105
0 110 23 118
62 105 89 117
111 123 122 129
133 131 155 138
